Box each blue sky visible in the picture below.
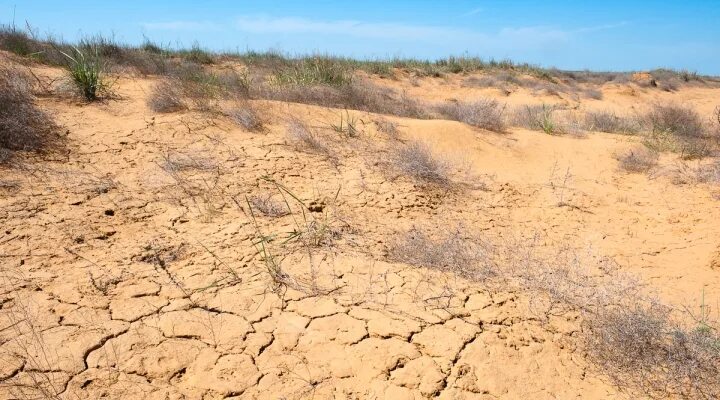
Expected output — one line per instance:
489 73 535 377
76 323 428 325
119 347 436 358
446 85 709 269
3 0 719 74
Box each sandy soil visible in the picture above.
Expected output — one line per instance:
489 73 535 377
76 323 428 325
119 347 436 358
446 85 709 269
1 62 719 399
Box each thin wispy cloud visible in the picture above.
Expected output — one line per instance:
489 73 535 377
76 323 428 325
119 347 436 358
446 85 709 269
142 21 222 32
573 21 630 34
142 15 629 50
233 16 470 41
461 7 483 17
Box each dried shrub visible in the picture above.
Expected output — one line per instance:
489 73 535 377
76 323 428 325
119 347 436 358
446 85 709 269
645 103 706 138
147 79 186 113
227 102 263 132
512 104 559 134
286 118 328 154
582 87 603 100
375 118 399 139
437 99 507 132
161 151 218 172
390 141 451 186
585 301 720 399
616 147 659 173
388 226 494 280
462 75 500 88
248 194 289 218
584 111 640 134
0 65 59 161
671 160 720 185
643 130 715 160
259 78 427 119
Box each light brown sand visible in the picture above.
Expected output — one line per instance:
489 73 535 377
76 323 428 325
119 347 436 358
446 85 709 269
1 60 719 399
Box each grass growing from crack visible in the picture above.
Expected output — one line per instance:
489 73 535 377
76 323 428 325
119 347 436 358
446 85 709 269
328 110 362 138
245 177 342 294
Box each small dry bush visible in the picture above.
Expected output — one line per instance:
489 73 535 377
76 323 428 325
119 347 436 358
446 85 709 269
260 78 426 119
248 194 289 217
286 118 328 154
582 87 603 100
585 301 720 399
390 141 451 186
584 111 640 134
671 160 720 185
147 79 186 113
227 102 263 132
615 147 659 173
150 63 250 112
437 99 507 132
645 103 706 139
375 118 400 139
387 224 720 397
160 151 218 174
388 226 494 280
0 65 59 162
512 104 560 134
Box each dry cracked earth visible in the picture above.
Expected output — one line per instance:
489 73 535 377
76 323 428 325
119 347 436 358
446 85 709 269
1 63 720 399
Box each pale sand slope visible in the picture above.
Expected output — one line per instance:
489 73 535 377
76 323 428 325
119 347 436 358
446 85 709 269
1 65 719 399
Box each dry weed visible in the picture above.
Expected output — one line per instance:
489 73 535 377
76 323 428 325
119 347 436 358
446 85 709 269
0 65 59 161
437 99 506 132
584 111 640 134
389 141 451 186
227 102 263 132
615 147 659 173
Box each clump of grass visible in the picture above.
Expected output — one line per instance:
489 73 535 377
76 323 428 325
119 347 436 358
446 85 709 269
228 102 263 132
180 42 215 65
387 226 494 280
0 65 59 162
615 147 659 173
271 56 353 87
59 45 110 100
390 141 451 186
328 110 361 138
147 80 186 113
584 111 640 134
437 99 507 132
